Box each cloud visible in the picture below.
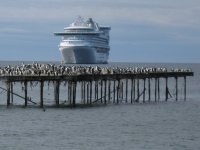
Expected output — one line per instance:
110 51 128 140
0 0 199 29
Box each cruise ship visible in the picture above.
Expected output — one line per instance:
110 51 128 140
54 16 111 64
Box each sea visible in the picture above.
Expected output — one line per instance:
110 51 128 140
0 61 199 150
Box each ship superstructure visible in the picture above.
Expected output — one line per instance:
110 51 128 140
54 16 111 64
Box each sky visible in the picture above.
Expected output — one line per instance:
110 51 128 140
0 0 200 63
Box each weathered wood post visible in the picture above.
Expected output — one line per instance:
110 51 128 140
83 81 86 104
54 80 60 107
6 81 10 107
40 81 44 108
113 80 116 103
108 80 111 102
87 82 89 104
10 82 13 103
165 77 168 101
68 81 70 104
125 79 128 103
24 81 28 107
175 77 178 101
81 81 84 101
158 78 160 100
184 76 186 101
72 81 77 107
155 78 157 102
131 79 133 103
94 81 97 100
96 80 99 101
100 80 103 103
143 78 146 103
90 81 92 105
133 79 136 100
136 79 139 102
104 80 107 104
148 78 151 102
121 81 124 100
117 80 120 104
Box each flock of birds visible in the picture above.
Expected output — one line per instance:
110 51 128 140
0 62 192 76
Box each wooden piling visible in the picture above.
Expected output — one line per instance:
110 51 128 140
184 76 186 101
6 81 10 107
101 80 103 103
133 79 135 100
104 80 107 104
54 80 60 107
175 77 178 101
96 81 99 101
108 80 111 102
10 82 13 103
83 81 86 104
125 79 128 103
136 79 139 102
131 79 133 103
143 78 146 103
165 77 168 101
155 78 157 102
148 78 151 102
90 81 92 105
24 81 28 107
113 80 116 103
87 82 89 104
117 80 120 104
40 81 44 108
158 78 160 100
72 82 77 107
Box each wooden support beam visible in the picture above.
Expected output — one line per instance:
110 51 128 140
158 78 160 100
175 77 178 101
125 79 128 103
40 81 44 108
7 81 10 107
113 80 116 103
165 77 168 101
143 78 146 103
10 82 13 103
136 79 139 102
131 79 133 103
108 80 111 102
96 81 99 101
72 82 77 107
148 78 151 102
121 82 124 100
54 80 60 107
155 78 157 102
184 76 187 101
24 81 28 107
133 79 135 100
117 80 120 104
90 81 92 105
104 80 107 105
83 81 86 104
94 81 97 100
81 81 83 101
101 80 103 103
87 82 89 104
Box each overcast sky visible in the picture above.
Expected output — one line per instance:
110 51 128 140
0 0 200 63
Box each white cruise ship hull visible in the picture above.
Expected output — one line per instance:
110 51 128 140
60 46 108 64
54 17 110 64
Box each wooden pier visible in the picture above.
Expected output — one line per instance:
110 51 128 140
0 64 194 108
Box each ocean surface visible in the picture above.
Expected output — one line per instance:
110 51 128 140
0 61 199 150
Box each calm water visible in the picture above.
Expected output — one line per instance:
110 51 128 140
0 61 199 150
